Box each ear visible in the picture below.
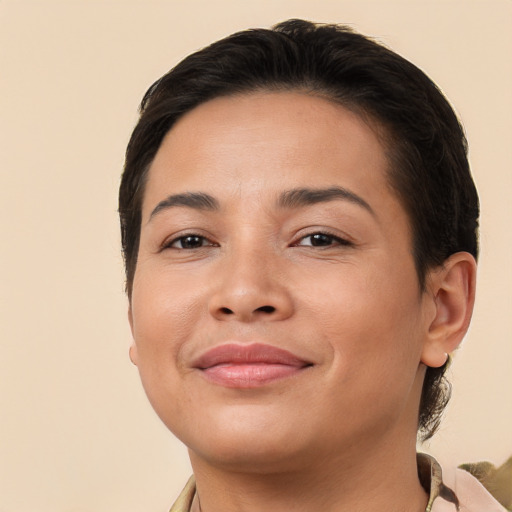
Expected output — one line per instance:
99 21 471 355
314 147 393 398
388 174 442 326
128 306 138 366
421 252 477 368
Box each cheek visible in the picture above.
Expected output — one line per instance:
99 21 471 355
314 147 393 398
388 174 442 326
130 269 204 372
129 267 224 438
314 269 424 424
306 260 424 367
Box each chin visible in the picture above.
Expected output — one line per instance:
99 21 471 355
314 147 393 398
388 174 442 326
173 406 316 473
188 438 313 475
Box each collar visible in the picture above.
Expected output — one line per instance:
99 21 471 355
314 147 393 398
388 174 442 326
417 453 459 511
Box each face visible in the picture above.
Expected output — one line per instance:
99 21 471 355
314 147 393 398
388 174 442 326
129 92 434 473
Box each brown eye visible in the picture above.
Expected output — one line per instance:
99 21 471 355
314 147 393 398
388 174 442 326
297 233 350 247
169 235 210 249
307 234 335 246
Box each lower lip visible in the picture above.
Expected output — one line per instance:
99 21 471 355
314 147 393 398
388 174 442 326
201 363 307 388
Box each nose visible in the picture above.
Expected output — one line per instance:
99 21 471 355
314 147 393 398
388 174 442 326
208 246 294 323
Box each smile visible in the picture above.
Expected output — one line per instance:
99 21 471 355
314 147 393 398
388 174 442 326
192 343 312 388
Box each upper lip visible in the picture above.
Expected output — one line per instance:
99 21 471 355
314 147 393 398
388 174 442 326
192 343 311 369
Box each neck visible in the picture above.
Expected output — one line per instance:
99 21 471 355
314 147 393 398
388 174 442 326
188 434 428 512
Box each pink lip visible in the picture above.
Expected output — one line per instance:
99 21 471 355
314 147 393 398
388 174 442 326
193 343 312 388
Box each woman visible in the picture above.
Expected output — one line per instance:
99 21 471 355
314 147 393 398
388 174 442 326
119 19 506 512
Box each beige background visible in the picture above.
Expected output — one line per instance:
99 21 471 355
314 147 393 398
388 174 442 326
1 1 511 511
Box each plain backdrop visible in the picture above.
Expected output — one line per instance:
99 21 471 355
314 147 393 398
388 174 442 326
1 1 511 511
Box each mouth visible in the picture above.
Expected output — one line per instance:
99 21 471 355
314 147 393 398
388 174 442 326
192 343 313 388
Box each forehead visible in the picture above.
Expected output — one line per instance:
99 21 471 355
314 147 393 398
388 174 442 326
142 91 399 221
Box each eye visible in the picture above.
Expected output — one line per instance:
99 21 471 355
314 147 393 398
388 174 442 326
165 234 214 250
295 232 352 248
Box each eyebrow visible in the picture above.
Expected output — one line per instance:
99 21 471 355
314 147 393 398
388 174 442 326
148 186 374 222
277 187 375 215
149 192 219 221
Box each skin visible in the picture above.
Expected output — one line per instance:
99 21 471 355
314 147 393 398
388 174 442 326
128 92 476 512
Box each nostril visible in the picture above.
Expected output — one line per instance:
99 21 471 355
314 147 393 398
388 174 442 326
256 305 276 314
220 307 234 315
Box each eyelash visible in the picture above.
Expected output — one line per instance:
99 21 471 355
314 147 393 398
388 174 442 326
163 233 217 250
163 230 352 251
293 231 353 248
